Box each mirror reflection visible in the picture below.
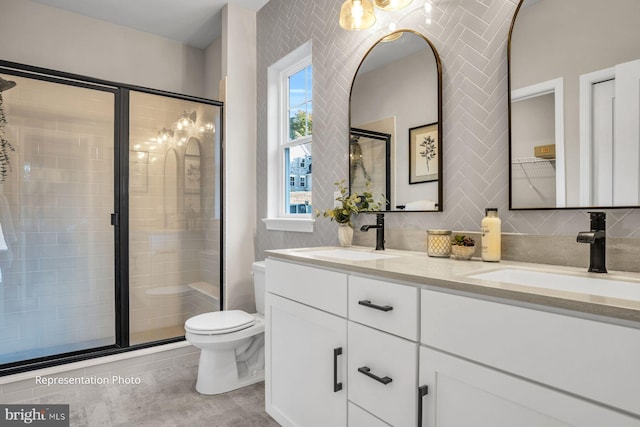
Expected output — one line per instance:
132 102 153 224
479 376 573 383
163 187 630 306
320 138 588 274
350 128 391 209
350 30 442 212
510 0 640 209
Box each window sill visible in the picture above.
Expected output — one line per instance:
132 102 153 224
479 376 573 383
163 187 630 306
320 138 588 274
262 217 315 233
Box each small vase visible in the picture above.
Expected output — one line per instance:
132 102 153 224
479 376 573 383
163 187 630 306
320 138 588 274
338 223 354 247
451 245 475 260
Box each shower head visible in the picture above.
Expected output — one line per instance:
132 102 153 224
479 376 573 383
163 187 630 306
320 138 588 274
0 77 16 92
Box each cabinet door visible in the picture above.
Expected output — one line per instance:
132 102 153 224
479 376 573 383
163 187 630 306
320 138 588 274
421 289 640 416
419 346 640 427
266 293 347 427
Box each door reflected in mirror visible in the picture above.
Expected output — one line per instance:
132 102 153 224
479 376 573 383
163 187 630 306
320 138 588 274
350 30 442 212
350 128 391 210
509 0 640 209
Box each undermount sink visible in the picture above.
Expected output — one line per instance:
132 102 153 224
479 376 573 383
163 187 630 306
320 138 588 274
302 248 400 261
469 268 640 302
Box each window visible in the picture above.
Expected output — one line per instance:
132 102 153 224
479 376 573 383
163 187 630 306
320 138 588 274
284 63 312 215
264 41 315 232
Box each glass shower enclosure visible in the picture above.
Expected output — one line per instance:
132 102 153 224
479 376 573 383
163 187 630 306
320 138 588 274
0 62 222 373
128 90 222 345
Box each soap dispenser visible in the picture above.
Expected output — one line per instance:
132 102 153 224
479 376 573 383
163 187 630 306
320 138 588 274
481 208 501 262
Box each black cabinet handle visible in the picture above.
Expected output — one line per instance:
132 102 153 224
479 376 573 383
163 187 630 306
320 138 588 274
333 347 343 392
417 385 429 427
358 366 392 385
358 300 393 312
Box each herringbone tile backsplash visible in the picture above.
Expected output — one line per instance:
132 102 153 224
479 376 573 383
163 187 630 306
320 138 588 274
255 0 640 259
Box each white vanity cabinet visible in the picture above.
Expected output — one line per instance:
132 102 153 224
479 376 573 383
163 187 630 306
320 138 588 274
265 259 348 427
419 289 640 427
266 255 640 427
266 259 420 427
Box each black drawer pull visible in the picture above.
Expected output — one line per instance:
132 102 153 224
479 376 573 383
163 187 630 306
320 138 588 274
358 300 393 312
333 347 343 392
417 385 429 427
358 366 392 385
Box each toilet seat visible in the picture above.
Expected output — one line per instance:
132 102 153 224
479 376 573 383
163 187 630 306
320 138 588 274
185 310 255 335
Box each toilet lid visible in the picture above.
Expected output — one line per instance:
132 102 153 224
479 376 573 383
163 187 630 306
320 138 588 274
185 310 255 333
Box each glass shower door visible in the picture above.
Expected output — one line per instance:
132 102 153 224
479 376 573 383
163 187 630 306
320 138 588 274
128 90 221 345
0 73 116 364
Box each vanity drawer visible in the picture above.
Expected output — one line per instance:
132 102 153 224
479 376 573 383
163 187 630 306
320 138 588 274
421 289 640 416
348 275 418 340
348 322 417 427
348 402 390 427
266 259 347 316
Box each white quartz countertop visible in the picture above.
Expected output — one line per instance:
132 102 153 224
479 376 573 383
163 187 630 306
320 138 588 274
265 246 640 324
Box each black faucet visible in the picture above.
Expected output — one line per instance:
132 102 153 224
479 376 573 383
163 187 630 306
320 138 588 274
360 213 385 251
576 212 607 273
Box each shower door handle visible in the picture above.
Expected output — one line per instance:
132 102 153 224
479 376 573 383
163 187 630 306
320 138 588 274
333 347 343 392
110 213 119 226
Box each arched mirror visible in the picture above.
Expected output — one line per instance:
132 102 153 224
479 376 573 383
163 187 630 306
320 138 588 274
509 0 640 209
350 30 443 212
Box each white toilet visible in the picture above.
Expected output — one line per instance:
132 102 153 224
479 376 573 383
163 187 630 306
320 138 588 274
185 261 265 395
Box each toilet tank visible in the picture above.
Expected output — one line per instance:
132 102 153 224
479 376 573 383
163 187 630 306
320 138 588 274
252 261 266 314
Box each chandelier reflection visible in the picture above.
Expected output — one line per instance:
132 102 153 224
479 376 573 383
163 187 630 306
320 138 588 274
177 111 196 131
157 128 174 144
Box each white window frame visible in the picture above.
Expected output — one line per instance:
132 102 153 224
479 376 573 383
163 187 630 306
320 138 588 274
262 41 314 233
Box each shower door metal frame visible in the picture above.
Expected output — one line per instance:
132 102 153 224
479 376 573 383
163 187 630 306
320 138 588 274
0 59 224 376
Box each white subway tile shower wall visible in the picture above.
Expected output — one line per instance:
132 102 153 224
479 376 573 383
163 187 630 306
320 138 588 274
128 93 220 342
0 75 115 363
255 0 640 260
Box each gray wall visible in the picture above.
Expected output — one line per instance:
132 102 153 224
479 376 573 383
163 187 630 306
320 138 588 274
255 0 640 260
0 0 206 97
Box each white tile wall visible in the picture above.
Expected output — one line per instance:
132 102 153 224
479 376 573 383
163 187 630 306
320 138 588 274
0 75 116 363
0 77 222 363
128 93 221 337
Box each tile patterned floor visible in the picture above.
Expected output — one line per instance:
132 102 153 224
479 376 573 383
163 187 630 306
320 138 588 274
20 364 279 427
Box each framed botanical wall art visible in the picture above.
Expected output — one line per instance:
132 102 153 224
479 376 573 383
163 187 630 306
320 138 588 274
409 122 439 184
184 154 201 194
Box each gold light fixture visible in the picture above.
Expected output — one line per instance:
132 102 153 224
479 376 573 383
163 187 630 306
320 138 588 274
374 0 413 11
339 0 376 31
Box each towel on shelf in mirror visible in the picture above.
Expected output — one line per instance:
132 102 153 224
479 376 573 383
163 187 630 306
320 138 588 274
404 200 437 211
